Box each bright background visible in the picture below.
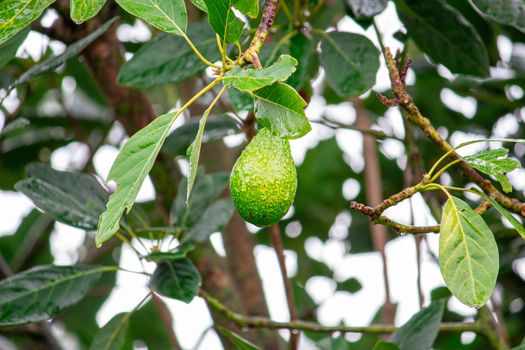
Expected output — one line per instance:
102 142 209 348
1 3 525 349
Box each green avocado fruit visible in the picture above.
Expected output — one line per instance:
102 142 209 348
230 128 297 227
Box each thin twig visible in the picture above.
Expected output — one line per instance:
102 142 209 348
200 290 481 334
269 225 299 349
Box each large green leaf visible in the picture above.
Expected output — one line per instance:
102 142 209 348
0 265 111 326
183 198 235 242
0 28 28 70
117 21 218 88
186 115 209 202
89 312 130 350
163 117 240 156
439 196 499 307
0 0 55 45
287 33 318 90
124 301 172 349
347 0 388 19
70 0 106 24
217 327 262 350
203 0 244 43
319 31 379 97
471 0 525 33
469 188 525 240
390 300 445 350
224 54 298 91
97 111 181 246
464 148 520 193
15 163 108 230
396 0 489 77
115 0 187 35
15 17 117 87
252 82 311 139
150 258 202 303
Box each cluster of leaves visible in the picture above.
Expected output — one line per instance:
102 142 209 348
1 0 525 349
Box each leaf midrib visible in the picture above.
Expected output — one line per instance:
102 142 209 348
0 266 109 306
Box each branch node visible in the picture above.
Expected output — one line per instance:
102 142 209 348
376 92 399 107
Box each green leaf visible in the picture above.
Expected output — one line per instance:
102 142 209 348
287 33 318 90
144 243 195 262
396 0 489 77
191 0 208 12
233 0 259 18
252 82 311 139
14 17 117 87
150 258 202 303
15 163 108 230
469 188 525 240
0 265 110 326
319 32 379 97
97 111 181 246
115 0 187 35
163 117 240 156
464 148 521 174
89 312 130 350
0 0 55 46
217 327 262 350
186 117 208 202
183 198 235 242
373 341 401 350
224 54 298 91
463 148 520 193
171 171 229 227
71 0 107 24
471 0 525 33
117 21 218 89
439 196 499 307
0 28 29 70
390 300 445 350
347 0 388 19
203 0 244 43
227 88 254 112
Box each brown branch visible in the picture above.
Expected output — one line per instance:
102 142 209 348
269 224 299 349
381 47 525 217
243 0 278 66
200 290 481 335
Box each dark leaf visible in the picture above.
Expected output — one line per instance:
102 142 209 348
471 0 525 33
390 300 445 350
396 0 489 77
163 117 241 157
89 312 130 350
347 0 388 19
150 258 202 303
0 28 29 70
183 198 235 242
319 31 380 97
118 21 219 88
15 163 108 230
0 265 110 326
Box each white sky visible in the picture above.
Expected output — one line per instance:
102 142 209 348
0 2 524 349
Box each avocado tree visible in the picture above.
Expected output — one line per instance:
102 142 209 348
1 0 525 349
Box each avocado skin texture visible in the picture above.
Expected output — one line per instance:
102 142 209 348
230 128 297 227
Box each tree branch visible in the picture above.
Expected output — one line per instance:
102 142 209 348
380 47 525 217
200 290 481 335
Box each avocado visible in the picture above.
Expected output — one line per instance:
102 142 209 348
230 128 297 226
